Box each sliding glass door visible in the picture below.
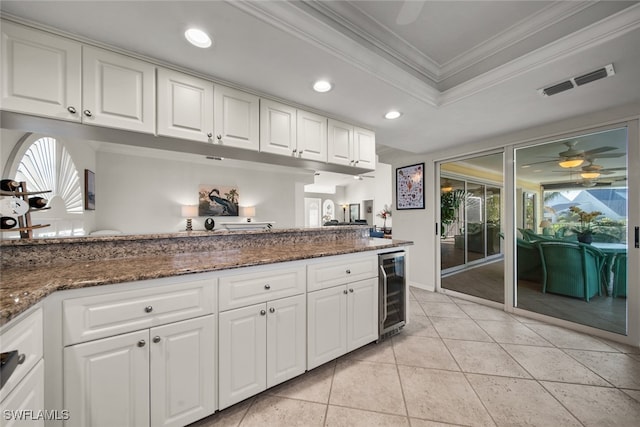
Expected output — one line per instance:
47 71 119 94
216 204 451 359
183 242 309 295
514 127 628 334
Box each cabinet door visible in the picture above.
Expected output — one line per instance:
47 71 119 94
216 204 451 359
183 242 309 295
297 109 327 162
307 286 347 370
64 330 149 427
266 294 306 388
347 278 379 352
353 127 376 170
1 21 81 121
82 46 155 133
218 304 266 409
150 315 216 427
213 85 259 151
157 68 214 142
0 360 45 427
260 99 297 156
327 119 353 166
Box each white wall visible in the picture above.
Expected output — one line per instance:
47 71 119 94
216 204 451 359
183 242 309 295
388 102 640 291
344 162 393 229
95 146 312 234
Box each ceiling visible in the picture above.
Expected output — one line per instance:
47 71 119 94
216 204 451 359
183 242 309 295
1 1 639 159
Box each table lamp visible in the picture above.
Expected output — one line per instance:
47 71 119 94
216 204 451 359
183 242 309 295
181 205 198 231
241 206 256 222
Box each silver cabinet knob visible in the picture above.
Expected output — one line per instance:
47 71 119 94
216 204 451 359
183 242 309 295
153 336 161 343
343 289 348 294
260 309 266 316
137 340 146 348
298 150 303 155
346 269 351 274
355 160 360 164
67 106 77 114
269 307 275 313
216 135 222 140
293 149 297 154
17 353 26 365
145 306 153 313
207 132 213 138
349 288 354 293
83 109 92 117
264 284 271 290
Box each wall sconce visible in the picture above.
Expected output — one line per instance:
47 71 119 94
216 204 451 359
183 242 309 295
181 205 198 231
241 206 256 222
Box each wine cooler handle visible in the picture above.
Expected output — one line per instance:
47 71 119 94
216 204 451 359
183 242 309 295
379 264 388 322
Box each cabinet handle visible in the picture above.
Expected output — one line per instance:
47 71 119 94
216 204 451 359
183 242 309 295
349 288 354 293
144 306 153 313
67 106 77 114
343 289 348 294
153 336 161 343
264 284 271 290
137 340 146 348
17 353 26 365
346 269 351 274
355 160 359 165
207 132 213 138
216 135 222 141
260 309 266 316
298 150 303 156
293 149 297 154
83 109 92 117
269 307 275 313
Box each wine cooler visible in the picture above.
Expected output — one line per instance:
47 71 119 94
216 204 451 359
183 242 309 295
378 251 406 340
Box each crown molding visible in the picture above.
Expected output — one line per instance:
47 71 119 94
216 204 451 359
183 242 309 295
228 0 440 107
438 1 596 80
440 2 640 106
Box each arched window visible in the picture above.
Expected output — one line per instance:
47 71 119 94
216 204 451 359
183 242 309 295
8 135 85 237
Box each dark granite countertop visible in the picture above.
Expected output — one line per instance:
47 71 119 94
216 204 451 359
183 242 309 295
0 237 410 326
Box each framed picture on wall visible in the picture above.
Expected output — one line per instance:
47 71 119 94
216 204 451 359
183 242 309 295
396 163 424 210
84 169 95 210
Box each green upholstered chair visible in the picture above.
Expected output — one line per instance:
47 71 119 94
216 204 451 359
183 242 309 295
612 254 627 298
537 241 605 302
520 228 555 242
517 238 542 282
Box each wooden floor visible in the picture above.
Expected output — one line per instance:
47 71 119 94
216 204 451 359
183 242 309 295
441 260 627 335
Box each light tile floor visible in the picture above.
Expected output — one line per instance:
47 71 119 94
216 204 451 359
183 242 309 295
190 287 640 427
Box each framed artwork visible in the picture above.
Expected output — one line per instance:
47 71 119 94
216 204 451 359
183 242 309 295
396 163 424 210
84 169 95 210
349 203 360 222
198 185 239 216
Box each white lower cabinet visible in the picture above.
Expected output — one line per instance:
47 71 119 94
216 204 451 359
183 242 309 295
307 278 378 370
218 294 305 409
63 315 216 427
0 360 45 427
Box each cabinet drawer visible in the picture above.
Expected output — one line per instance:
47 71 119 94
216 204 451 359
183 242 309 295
63 279 216 346
219 266 305 311
0 359 44 425
307 255 378 292
0 308 43 403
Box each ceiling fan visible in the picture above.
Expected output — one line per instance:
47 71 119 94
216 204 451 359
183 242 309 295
523 140 622 168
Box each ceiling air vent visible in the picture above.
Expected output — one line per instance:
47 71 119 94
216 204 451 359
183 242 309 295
538 64 615 97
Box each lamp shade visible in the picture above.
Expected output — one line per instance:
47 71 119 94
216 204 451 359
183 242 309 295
241 206 256 217
181 205 198 218
558 158 584 168
581 171 601 179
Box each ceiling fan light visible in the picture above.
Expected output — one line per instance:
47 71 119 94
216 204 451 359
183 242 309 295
558 158 584 168
581 171 601 179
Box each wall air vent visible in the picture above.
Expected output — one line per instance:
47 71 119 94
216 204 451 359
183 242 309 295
538 64 615 97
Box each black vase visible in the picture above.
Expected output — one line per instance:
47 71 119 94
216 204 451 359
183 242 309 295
577 233 593 244
204 217 215 231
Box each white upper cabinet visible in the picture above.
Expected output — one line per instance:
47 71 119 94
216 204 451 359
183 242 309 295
82 46 156 133
214 85 259 151
353 126 376 170
157 68 214 142
1 21 81 121
260 99 297 156
327 119 354 166
297 109 327 162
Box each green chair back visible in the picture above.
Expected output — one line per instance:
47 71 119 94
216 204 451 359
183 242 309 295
612 254 627 298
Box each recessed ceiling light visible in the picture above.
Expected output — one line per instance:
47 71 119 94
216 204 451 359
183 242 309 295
384 111 402 120
313 80 332 93
185 28 212 48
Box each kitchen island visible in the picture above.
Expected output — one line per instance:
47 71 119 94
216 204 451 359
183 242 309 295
0 226 411 427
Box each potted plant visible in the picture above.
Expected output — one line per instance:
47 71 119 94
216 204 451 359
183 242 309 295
568 205 602 244
377 205 392 233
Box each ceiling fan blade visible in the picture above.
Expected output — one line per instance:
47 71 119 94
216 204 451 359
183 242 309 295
521 159 558 166
588 152 626 159
583 146 616 156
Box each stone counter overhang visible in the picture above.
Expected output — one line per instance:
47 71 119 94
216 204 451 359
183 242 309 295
0 226 412 325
